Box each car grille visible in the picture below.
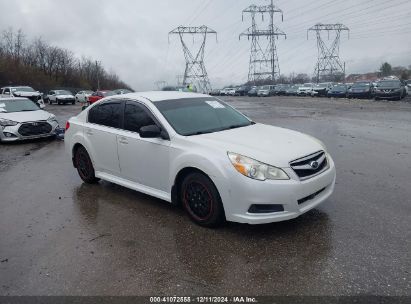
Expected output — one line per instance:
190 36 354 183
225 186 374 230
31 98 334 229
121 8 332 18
18 121 52 137
290 151 328 180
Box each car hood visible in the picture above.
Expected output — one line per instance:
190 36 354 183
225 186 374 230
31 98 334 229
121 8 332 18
13 91 41 97
188 124 324 168
0 110 52 123
57 95 74 98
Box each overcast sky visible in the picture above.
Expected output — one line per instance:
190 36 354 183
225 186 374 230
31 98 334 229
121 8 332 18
1 0 410 90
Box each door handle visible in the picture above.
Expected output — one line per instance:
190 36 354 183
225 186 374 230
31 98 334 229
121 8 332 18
86 129 93 136
118 137 128 145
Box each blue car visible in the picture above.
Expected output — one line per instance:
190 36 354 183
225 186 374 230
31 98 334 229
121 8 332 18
328 85 348 98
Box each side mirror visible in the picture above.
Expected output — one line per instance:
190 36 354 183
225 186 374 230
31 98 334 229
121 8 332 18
140 125 162 139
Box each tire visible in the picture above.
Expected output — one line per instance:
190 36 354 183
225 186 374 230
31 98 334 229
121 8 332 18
72 101 75 105
49 99 53 105
181 172 225 227
74 146 100 184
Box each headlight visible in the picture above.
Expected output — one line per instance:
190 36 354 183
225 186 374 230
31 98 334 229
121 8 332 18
0 118 19 127
47 115 58 123
227 152 289 181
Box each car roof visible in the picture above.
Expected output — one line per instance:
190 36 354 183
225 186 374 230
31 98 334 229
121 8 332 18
120 91 209 103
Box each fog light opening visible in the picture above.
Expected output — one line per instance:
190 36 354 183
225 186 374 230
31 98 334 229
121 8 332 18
248 204 284 214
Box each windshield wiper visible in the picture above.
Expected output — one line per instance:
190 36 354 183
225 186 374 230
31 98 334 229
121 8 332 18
185 130 216 136
224 122 254 131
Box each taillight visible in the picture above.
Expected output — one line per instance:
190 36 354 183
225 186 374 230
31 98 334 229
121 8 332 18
65 121 70 130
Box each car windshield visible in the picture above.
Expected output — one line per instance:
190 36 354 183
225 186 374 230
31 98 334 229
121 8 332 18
155 97 253 136
261 86 270 90
317 83 329 88
333 85 346 90
377 81 401 88
84 90 93 94
353 83 369 88
56 90 72 95
0 99 39 113
101 91 115 97
11 87 35 92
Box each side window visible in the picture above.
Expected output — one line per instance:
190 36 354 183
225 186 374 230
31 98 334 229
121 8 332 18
124 102 155 133
4 88 10 95
88 102 122 128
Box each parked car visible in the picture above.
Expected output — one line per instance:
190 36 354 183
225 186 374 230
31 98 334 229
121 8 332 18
47 90 75 105
312 83 334 97
0 86 45 109
113 89 133 95
219 88 233 96
273 84 289 96
257 85 275 97
227 88 238 96
297 83 314 96
327 85 348 98
0 98 59 142
235 86 251 96
88 90 115 104
75 90 94 103
347 82 375 99
209 89 221 96
65 92 336 227
374 80 407 101
247 86 258 97
285 85 299 96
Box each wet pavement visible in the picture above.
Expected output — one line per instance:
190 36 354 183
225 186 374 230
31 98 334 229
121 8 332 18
0 98 410 296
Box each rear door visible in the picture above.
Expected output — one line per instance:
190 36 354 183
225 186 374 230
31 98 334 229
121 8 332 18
116 100 171 192
85 100 123 175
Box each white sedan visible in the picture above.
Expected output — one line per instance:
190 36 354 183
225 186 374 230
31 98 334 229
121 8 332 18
75 90 94 103
65 92 336 227
0 98 59 142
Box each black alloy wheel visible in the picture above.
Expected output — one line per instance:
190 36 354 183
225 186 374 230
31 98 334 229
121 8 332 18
74 146 99 184
181 172 225 227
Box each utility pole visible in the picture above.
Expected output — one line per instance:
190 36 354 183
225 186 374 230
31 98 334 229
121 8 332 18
240 0 286 84
307 23 350 83
169 26 217 93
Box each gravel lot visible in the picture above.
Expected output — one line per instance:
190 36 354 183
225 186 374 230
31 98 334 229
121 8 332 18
0 96 410 296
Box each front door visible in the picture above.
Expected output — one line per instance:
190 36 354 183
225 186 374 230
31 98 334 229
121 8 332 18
116 101 171 193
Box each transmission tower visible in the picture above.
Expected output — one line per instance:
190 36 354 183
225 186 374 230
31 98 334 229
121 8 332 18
240 0 286 84
169 26 217 93
307 23 350 83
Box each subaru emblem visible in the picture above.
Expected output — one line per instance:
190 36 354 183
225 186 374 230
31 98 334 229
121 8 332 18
310 161 319 169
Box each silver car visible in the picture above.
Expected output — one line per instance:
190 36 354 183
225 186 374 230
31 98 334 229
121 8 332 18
0 98 59 142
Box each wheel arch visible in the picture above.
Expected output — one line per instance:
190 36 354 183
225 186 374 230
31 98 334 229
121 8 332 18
171 167 222 207
72 143 85 168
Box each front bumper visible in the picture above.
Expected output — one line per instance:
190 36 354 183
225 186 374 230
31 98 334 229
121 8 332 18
375 92 401 100
57 98 75 104
0 121 59 142
215 155 336 224
348 91 372 98
328 92 347 97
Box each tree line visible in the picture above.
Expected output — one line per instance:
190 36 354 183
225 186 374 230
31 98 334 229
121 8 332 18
0 28 131 93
